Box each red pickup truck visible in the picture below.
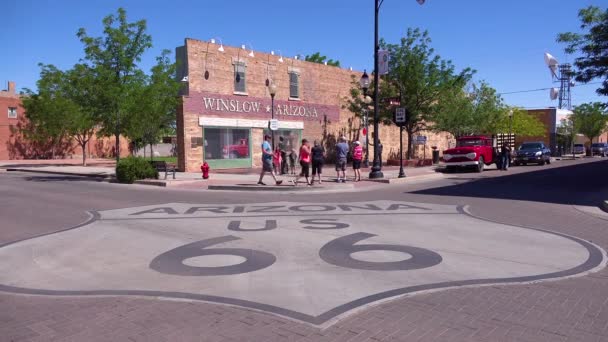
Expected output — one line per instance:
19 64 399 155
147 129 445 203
223 139 249 158
442 135 500 172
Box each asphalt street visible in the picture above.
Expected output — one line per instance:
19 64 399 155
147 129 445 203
1 157 608 341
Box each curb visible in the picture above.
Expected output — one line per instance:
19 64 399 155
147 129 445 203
5 168 112 179
208 183 355 191
134 179 205 187
366 172 443 184
602 200 608 214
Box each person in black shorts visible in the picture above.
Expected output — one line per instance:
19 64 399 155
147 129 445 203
292 139 312 186
311 140 325 184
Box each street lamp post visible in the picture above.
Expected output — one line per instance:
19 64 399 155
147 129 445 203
370 0 384 179
269 82 278 149
370 0 425 179
359 70 372 168
508 109 513 168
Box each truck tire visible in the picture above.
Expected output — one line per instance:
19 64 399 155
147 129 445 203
476 157 484 173
230 152 239 159
546 158 551 165
539 159 545 166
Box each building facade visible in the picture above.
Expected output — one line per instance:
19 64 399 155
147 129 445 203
0 82 22 159
176 38 453 172
525 108 608 154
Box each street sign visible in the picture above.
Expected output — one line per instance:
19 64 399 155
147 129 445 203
415 135 427 145
393 107 407 127
268 119 279 131
395 108 406 123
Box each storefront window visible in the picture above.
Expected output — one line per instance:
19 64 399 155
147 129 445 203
262 129 301 152
204 128 250 160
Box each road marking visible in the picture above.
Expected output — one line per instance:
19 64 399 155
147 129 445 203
0 201 603 326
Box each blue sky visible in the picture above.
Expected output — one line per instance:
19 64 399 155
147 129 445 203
2 0 604 109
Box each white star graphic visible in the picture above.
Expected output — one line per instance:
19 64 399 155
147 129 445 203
266 105 271 113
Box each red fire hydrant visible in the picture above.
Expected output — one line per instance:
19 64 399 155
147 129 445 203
201 162 210 179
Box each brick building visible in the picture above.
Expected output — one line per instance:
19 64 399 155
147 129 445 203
525 108 608 154
0 82 23 159
175 38 453 172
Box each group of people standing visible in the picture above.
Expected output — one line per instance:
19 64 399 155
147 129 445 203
257 135 365 186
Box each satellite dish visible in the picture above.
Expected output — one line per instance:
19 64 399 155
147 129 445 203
544 52 559 78
544 52 559 67
550 88 559 100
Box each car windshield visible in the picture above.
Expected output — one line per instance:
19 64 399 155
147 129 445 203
574 144 584 147
592 143 605 147
519 143 542 150
456 139 483 147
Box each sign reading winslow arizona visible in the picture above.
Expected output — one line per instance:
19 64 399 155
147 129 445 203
184 91 340 121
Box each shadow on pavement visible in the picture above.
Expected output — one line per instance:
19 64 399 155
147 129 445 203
24 175 107 183
414 160 608 207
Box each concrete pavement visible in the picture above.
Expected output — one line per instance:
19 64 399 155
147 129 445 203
1 200 602 326
2 157 608 341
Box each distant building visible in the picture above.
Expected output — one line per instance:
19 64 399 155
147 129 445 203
524 107 608 154
0 81 23 159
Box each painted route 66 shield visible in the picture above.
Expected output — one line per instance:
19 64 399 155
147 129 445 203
0 201 603 325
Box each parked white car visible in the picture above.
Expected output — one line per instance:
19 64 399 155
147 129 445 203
573 144 586 157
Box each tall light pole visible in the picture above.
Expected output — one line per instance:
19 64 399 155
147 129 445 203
508 109 513 148
370 0 425 179
269 82 278 149
359 71 371 168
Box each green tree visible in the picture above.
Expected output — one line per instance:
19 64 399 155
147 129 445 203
305 52 341 67
124 50 181 160
557 6 608 98
556 116 577 154
21 63 101 165
77 7 152 162
572 102 608 146
495 108 546 137
63 64 102 166
21 65 74 159
433 82 504 137
380 28 475 159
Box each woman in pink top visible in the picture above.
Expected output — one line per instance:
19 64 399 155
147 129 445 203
352 141 363 182
292 139 312 186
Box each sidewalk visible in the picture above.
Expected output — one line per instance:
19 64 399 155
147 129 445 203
0 159 443 191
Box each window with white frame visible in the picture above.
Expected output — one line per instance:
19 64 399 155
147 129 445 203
234 62 247 93
8 107 17 118
289 71 299 99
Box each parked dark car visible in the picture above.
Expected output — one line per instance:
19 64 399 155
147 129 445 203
591 143 608 157
512 142 551 166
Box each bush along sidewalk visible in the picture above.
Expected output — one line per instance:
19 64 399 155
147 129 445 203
116 157 158 184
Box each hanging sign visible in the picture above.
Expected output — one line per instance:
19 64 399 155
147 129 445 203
378 50 390 75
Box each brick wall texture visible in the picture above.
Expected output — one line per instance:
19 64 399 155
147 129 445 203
177 38 454 172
